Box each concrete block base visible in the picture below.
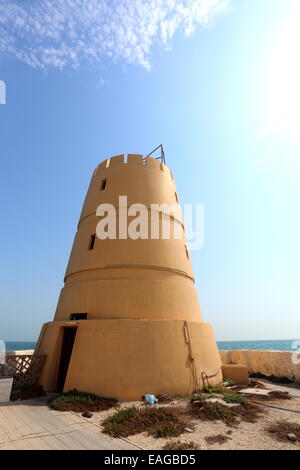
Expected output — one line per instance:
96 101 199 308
222 364 249 385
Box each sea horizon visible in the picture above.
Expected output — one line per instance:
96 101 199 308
4 339 299 352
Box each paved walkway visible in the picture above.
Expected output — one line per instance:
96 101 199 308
0 397 139 450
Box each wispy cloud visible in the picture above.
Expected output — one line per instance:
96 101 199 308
0 0 227 71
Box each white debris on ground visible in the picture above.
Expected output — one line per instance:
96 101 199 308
196 397 241 408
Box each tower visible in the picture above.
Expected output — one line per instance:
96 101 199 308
36 154 222 399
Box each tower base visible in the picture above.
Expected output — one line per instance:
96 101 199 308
36 319 222 400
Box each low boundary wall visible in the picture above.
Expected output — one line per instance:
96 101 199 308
220 350 300 381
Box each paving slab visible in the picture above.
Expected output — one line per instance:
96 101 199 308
0 398 139 450
240 388 272 396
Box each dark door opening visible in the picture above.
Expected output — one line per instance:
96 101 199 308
57 327 77 392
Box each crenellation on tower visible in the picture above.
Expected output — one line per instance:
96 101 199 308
96 154 172 174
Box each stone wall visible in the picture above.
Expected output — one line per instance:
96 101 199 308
220 350 300 381
6 350 35 355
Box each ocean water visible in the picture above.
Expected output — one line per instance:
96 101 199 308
5 341 36 351
4 339 298 352
217 339 297 351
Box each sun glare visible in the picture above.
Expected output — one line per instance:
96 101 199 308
268 2 300 144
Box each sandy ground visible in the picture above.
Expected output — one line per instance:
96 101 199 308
82 380 300 450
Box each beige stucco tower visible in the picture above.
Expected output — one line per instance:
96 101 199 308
36 154 222 399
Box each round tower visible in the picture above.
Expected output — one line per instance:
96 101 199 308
36 154 222 399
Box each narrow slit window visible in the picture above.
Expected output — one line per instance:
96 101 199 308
185 244 189 260
175 192 179 203
100 179 107 190
70 313 88 320
88 234 96 250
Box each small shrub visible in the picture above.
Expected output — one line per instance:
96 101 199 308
250 373 293 384
101 407 139 436
152 422 183 438
157 394 174 404
231 402 265 423
203 385 228 394
268 375 293 384
48 389 118 412
191 401 237 426
163 440 199 450
249 372 266 379
267 391 291 400
191 399 263 427
102 406 188 438
267 421 300 443
11 383 45 401
202 402 236 425
225 380 236 387
205 434 231 445
222 393 247 404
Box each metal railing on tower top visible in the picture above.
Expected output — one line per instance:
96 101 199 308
145 144 166 165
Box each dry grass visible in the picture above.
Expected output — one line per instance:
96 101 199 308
163 440 200 450
231 402 265 423
156 394 174 404
205 434 231 445
267 391 291 400
267 421 300 444
245 390 291 403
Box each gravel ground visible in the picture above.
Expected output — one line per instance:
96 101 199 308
77 381 300 451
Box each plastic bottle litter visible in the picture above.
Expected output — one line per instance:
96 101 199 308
145 394 157 405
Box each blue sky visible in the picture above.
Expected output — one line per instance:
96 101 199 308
0 0 299 342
